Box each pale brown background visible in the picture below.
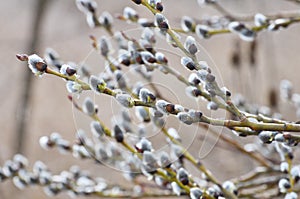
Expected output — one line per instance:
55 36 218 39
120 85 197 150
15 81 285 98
1 0 300 198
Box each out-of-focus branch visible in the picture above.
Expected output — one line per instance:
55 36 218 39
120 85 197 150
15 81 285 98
15 0 50 153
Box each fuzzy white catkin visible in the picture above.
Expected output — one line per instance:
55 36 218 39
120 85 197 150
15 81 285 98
99 11 113 27
39 136 50 150
13 154 28 168
181 16 194 32
123 7 138 21
90 121 104 137
82 97 95 116
100 36 110 56
116 94 134 108
196 24 210 39
171 182 181 196
136 137 153 152
155 100 170 114
86 12 96 28
285 192 298 199
159 151 171 167
66 81 82 94
177 112 193 125
142 151 157 168
190 187 203 199
184 36 198 55
76 0 97 14
254 13 268 26
27 54 47 75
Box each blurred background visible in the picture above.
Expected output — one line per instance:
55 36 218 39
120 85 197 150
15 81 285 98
1 0 300 198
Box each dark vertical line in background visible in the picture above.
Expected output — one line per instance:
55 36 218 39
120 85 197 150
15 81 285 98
15 0 49 153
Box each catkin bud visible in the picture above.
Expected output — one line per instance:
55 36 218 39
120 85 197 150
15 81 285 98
177 112 193 125
222 181 237 195
76 0 97 14
221 87 231 97
139 39 153 53
113 125 124 142
121 110 131 123
82 97 95 116
114 70 127 89
190 187 203 199
206 73 215 82
291 166 300 182
56 139 71 154
138 18 155 27
39 136 52 150
228 21 256 42
181 16 195 32
239 28 256 42
207 101 218 110
116 94 135 108
159 151 171 168
195 24 210 39
177 168 189 185
254 13 268 26
132 0 142 4
13 176 26 190
66 81 82 94
99 36 110 57
275 133 285 142
280 162 289 173
258 131 277 144
16 54 29 62
285 192 298 199
197 70 208 81
27 54 47 75
135 137 153 153
278 178 291 193
90 121 104 137
60 64 77 76
155 13 169 30
184 36 198 55
99 11 113 29
228 21 246 34
156 100 172 114
143 151 157 169
44 48 61 69
89 75 106 93
188 109 202 121
136 106 151 122
139 88 156 103
13 154 28 168
86 12 97 28
268 18 290 31
188 73 201 85
123 7 139 21
181 57 196 70
95 143 109 161
118 49 131 66
198 61 209 70
153 0 163 12
152 115 165 128
155 52 168 64
114 32 128 49
171 181 182 196
142 27 156 44
140 51 157 64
